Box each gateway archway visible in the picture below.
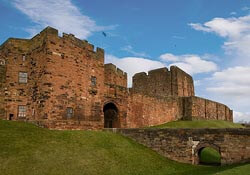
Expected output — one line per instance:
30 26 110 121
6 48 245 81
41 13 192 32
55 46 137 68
103 103 119 128
195 143 221 165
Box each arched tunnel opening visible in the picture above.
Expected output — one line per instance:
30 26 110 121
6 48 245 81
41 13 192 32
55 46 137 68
198 147 221 166
103 103 119 128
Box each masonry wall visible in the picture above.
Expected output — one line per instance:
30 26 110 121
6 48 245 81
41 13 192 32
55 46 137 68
126 93 182 128
0 35 47 121
131 66 194 98
112 128 250 165
104 63 127 88
28 31 52 121
38 28 105 129
181 96 233 121
0 57 6 118
132 68 172 97
170 66 194 97
104 63 128 128
0 27 107 129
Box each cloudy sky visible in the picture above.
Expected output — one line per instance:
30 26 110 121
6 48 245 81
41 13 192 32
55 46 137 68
0 0 250 122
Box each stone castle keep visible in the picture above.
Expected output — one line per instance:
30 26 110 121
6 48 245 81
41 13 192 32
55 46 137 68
0 27 233 130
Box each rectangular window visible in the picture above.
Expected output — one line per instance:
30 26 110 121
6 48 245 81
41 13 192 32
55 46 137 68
18 106 26 118
91 76 97 87
66 107 73 118
19 72 28 83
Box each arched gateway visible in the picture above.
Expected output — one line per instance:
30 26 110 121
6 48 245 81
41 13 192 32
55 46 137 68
103 103 119 128
194 143 221 165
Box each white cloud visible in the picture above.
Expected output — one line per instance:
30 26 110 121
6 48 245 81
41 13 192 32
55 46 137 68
121 45 148 57
209 66 250 85
207 86 250 97
159 53 217 75
105 54 165 87
189 16 250 38
234 111 250 123
207 66 250 98
160 53 179 62
189 23 212 33
190 15 250 65
12 0 116 38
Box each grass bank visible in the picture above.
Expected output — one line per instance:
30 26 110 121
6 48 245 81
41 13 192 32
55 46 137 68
150 120 244 129
0 120 249 175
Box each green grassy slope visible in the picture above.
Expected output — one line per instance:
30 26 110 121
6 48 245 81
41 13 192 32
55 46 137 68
0 120 249 175
150 120 244 129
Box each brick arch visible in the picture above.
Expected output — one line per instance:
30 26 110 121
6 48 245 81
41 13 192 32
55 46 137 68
103 102 120 128
193 142 221 165
103 101 119 113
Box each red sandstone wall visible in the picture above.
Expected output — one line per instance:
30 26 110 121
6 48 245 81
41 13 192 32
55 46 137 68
104 63 127 88
0 44 8 119
170 66 194 97
103 63 128 128
132 68 172 97
182 96 233 121
131 66 194 98
126 93 181 128
0 64 6 118
0 34 47 120
40 29 105 129
0 27 107 129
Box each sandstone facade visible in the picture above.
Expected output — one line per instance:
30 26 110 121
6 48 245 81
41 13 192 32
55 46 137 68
0 27 233 130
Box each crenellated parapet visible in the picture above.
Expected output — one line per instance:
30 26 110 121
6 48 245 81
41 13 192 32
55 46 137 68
0 26 104 61
41 27 105 60
104 63 127 88
131 66 194 97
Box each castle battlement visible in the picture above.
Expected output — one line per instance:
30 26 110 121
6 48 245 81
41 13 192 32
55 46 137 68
148 67 169 76
104 63 127 78
0 27 105 61
132 66 194 97
170 66 193 80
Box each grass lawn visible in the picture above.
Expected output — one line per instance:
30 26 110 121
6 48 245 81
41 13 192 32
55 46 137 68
0 119 249 175
150 120 244 129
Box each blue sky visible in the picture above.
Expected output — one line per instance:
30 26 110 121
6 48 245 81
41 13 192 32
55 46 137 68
1 0 250 122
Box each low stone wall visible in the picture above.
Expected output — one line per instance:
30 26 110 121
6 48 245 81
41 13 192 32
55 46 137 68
108 128 250 165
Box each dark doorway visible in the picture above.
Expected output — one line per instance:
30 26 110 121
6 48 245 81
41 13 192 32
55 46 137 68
198 147 221 166
9 114 14 120
103 103 118 128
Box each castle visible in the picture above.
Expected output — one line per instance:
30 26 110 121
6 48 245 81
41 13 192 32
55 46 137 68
0 27 233 130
